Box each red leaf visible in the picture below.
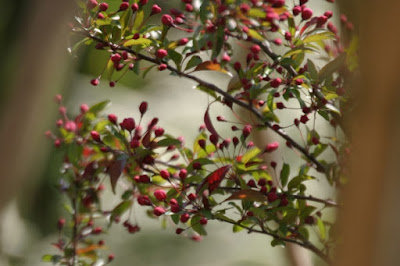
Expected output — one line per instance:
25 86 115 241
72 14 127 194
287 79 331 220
204 107 220 138
197 165 231 193
108 159 127 194
142 129 152 148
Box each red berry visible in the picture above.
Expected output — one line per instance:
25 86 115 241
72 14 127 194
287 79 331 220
87 0 98 10
109 81 116 87
300 115 309 124
265 141 279 153
90 78 99 86
99 2 108 11
242 124 252 138
180 213 190 223
200 217 208 225
179 169 187 179
270 78 282 88
161 14 174 26
139 174 151 183
80 104 89 113
295 78 304 85
247 179 256 187
154 189 167 201
293 5 301 16
273 38 282 45
151 4 162 15
139 101 148 115
160 169 170 179
176 228 184 234
185 4 194 12
284 32 292 41
97 13 105 19
155 127 165 137
276 102 285 109
140 0 148 5
268 192 278 202
250 44 261 54
153 206 165 216
301 8 313 20
119 2 130 11
240 3 250 13
258 178 267 187
311 137 319 145
156 49 168 58
131 3 139 12
108 113 117 124
188 193 197 201
90 131 101 142
324 11 333 18
120 118 135 131
108 254 115 262
93 227 102 234
179 38 189 45
158 64 167 71
137 195 152 205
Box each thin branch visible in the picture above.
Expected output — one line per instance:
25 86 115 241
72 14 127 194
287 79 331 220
292 194 340 208
214 215 331 265
187 183 340 208
76 30 326 173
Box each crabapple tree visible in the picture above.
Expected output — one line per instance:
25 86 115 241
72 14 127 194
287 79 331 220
43 0 357 265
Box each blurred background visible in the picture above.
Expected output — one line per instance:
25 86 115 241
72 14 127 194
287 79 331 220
3 1 396 266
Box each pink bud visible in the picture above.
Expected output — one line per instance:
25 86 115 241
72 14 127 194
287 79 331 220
108 114 117 124
91 131 101 142
265 142 279 153
161 14 174 26
153 206 165 216
139 101 148 115
154 189 167 201
156 49 168 58
151 4 162 15
80 104 89 113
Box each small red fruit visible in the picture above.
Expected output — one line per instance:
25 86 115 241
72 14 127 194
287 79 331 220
160 169 170 179
119 2 130 11
90 131 101 142
161 14 174 26
108 113 117 124
199 217 208 225
180 213 190 223
151 4 162 15
301 8 313 20
99 2 108 11
153 207 165 216
156 49 168 58
265 142 279 153
90 78 99 86
154 189 167 201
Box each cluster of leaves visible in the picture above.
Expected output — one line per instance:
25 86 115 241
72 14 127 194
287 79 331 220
44 0 358 265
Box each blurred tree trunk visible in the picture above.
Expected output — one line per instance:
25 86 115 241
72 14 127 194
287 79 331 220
0 0 74 210
334 0 400 266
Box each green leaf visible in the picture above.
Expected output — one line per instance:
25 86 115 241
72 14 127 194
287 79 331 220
288 175 315 191
123 38 152 47
318 53 346 82
168 49 183 69
133 10 144 30
157 138 182 147
185 56 203 71
89 100 111 114
271 238 285 247
171 214 180 225
317 217 326 240
312 144 328 158
247 29 264 41
248 8 266 18
307 59 318 81
110 200 132 223
41 255 53 262
280 163 290 187
196 85 218 99
191 215 207 235
233 224 245 233
303 31 335 44
241 147 261 164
